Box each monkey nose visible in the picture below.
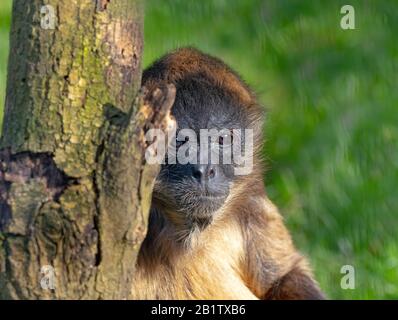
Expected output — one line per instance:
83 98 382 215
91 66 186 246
191 164 216 182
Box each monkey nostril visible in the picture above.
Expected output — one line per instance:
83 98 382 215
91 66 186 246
208 168 215 179
193 169 203 181
192 165 216 181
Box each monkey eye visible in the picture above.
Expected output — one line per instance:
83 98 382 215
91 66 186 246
218 130 233 146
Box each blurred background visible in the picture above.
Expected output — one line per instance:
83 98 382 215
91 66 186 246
1 0 397 299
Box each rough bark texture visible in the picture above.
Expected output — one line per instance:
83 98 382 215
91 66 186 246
0 0 175 299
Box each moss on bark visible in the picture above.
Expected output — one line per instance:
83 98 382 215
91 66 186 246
0 0 175 299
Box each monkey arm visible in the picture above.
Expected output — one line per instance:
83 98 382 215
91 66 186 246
241 196 325 300
263 259 326 300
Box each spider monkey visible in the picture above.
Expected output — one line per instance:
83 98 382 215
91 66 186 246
131 47 325 300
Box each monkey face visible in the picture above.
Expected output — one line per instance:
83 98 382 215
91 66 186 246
151 77 254 232
153 162 230 231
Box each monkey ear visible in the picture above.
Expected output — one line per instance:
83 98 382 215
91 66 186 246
142 83 176 116
140 83 177 133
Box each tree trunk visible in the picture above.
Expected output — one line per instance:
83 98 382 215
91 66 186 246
0 0 175 299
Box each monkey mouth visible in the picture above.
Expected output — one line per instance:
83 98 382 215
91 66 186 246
186 194 227 227
195 193 227 209
197 194 226 201
152 187 228 232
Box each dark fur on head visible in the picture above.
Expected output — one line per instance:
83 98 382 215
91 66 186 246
132 47 325 300
143 47 264 243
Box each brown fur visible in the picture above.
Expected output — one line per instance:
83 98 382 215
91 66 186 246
131 48 325 300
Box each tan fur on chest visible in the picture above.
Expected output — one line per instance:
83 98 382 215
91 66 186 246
131 219 257 299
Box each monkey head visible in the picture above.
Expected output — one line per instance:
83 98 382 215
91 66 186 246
143 48 263 237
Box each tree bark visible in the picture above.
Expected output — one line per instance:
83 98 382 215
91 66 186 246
0 0 175 299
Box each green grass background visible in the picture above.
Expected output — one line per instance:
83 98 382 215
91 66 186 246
1 0 397 299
